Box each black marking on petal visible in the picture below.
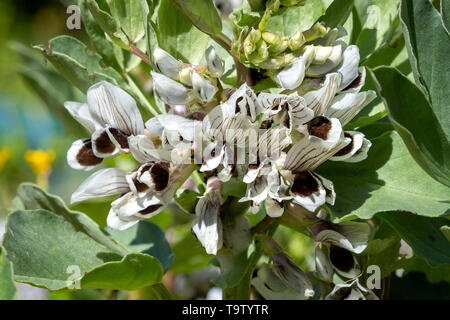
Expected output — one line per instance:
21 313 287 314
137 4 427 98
76 139 103 166
94 130 116 154
235 96 243 113
291 171 319 197
334 132 354 156
187 112 206 121
139 204 163 215
329 245 354 272
109 128 129 149
150 162 170 191
307 116 332 140
344 71 363 91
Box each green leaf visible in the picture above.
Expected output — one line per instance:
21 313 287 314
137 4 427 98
442 0 450 34
174 189 200 214
355 0 401 60
265 0 326 36
371 66 450 186
170 0 222 36
362 237 403 278
86 0 128 48
81 253 163 290
106 221 174 271
169 226 212 273
34 35 126 93
317 0 354 28
222 178 247 198
12 183 127 256
79 0 123 71
109 0 145 43
377 211 450 267
157 0 210 64
316 130 450 222
0 247 16 300
3 210 163 291
400 0 450 143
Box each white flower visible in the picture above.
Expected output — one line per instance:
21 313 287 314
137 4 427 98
151 71 192 106
205 46 224 77
65 81 145 171
306 44 343 77
326 279 379 300
258 92 314 130
274 46 315 90
153 47 183 80
191 70 217 103
192 177 223 255
330 131 372 163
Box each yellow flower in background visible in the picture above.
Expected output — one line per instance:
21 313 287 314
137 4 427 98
0 148 12 171
25 150 55 174
25 149 55 189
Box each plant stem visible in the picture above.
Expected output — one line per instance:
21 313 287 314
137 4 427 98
130 45 152 67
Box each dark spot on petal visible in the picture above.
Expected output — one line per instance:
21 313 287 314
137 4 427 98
76 139 103 166
133 176 149 193
307 116 332 140
93 130 116 154
291 171 319 197
260 119 274 129
334 132 354 156
235 96 243 113
109 128 129 149
345 71 362 91
329 245 354 272
151 162 170 191
139 204 163 215
187 112 206 121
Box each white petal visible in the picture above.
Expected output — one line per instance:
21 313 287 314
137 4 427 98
284 117 349 172
64 102 100 134
313 172 335 205
200 142 225 172
153 47 183 80
306 44 343 77
315 246 334 281
289 171 326 212
334 45 360 91
71 168 129 204
87 81 144 136
128 135 173 163
330 131 365 161
341 67 366 93
240 174 270 204
226 83 261 121
107 207 140 231
303 73 341 116
344 137 372 163
265 197 284 218
205 46 224 77
67 139 103 171
191 71 217 103
151 71 191 105
275 57 305 90
325 90 377 126
192 195 223 255
146 114 200 141
333 221 371 254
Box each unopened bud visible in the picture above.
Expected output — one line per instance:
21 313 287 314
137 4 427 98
151 71 191 105
280 0 305 6
303 22 327 42
191 71 217 103
289 31 306 51
243 28 261 57
153 47 183 80
205 46 224 77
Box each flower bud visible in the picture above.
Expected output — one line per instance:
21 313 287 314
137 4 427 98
289 31 306 51
191 71 217 103
205 46 224 77
303 22 327 42
151 71 191 105
243 28 261 57
153 47 183 80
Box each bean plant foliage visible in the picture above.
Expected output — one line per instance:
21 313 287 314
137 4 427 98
1 0 449 300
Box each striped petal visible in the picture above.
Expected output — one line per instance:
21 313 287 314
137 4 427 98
71 168 129 204
325 90 376 126
87 81 144 136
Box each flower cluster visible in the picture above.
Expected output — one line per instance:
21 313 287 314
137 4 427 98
64 20 377 299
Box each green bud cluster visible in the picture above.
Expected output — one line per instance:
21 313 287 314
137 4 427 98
241 22 327 70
